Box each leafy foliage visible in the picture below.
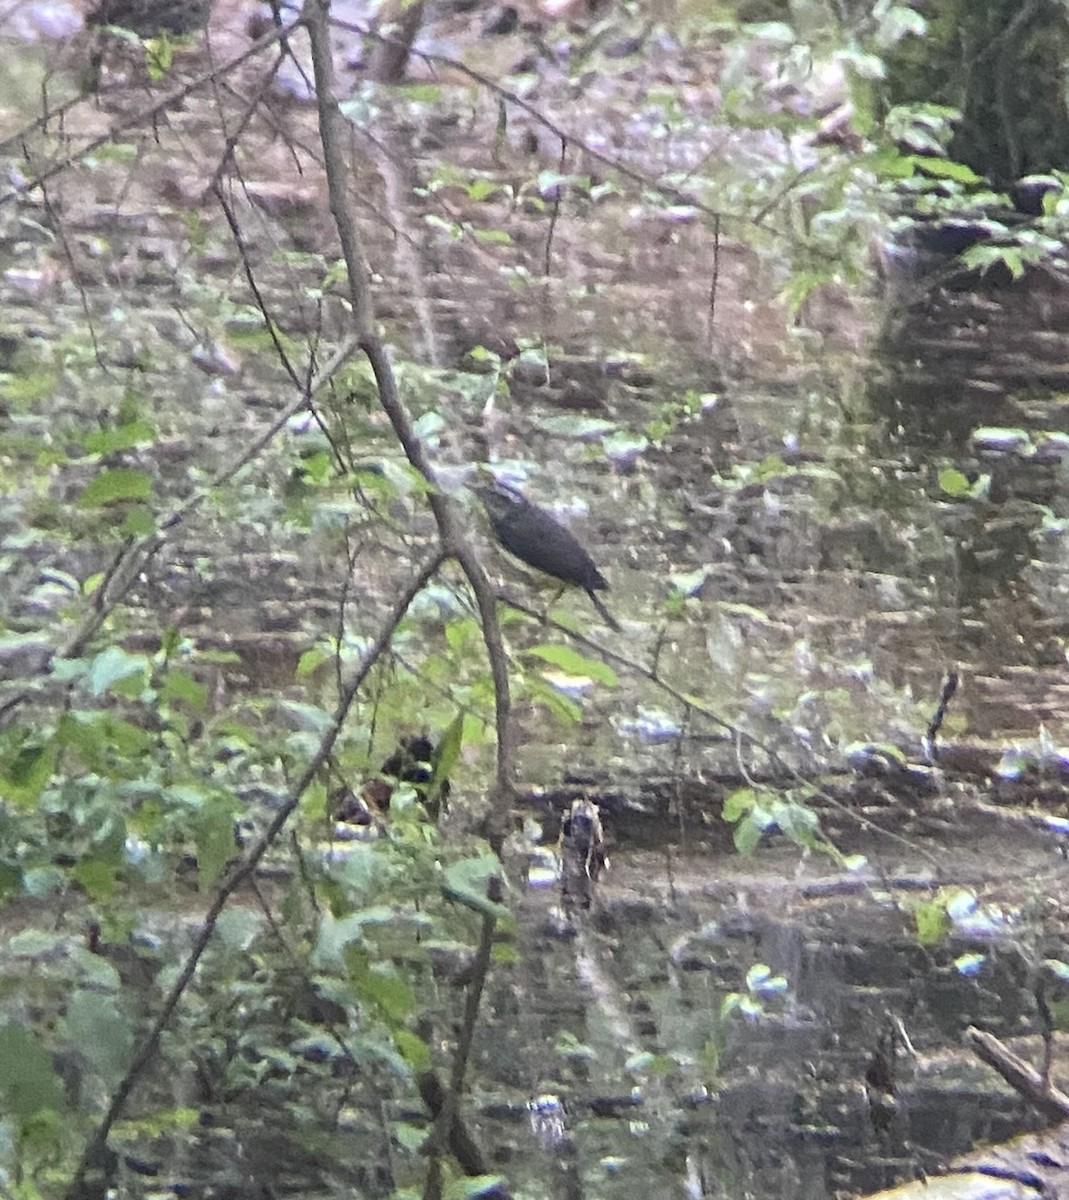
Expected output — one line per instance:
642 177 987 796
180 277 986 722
3 0 1059 1193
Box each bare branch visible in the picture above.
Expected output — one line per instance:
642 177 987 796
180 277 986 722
304 0 515 841
0 19 299 203
329 14 735 227
63 547 447 1200
965 1026 1069 1123
0 337 358 727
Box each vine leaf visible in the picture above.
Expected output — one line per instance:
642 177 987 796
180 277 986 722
0 1023 66 1118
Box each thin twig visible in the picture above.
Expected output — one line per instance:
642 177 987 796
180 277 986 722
0 20 299 203
424 888 500 1200
330 14 736 229
205 45 289 196
485 591 938 863
63 547 447 1200
213 180 303 388
0 336 358 727
304 11 516 1198
305 0 515 845
707 211 721 340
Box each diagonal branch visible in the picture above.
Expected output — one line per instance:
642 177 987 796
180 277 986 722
328 14 738 228
0 20 299 202
304 0 514 839
0 336 358 727
304 6 514 1196
62 547 448 1200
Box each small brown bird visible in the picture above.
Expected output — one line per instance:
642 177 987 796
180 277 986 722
475 482 621 632
560 797 609 910
332 734 451 828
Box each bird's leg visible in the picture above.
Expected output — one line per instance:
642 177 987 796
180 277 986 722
543 583 567 625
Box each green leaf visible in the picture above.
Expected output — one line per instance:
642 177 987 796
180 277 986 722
625 1050 675 1076
86 646 150 696
427 712 464 813
864 146 916 178
58 711 153 765
0 1023 66 1118
140 32 172 78
191 802 238 887
668 568 708 597
938 467 971 497
71 856 119 899
910 155 982 184
721 787 758 823
467 178 499 201
472 228 512 245
314 907 402 966
297 644 333 677
121 504 156 536
491 942 519 966
746 963 772 991
51 656 89 683
733 813 765 856
349 957 415 1024
961 244 1026 279
2 738 56 807
442 855 509 920
524 644 618 686
160 669 207 710
912 897 950 946
444 617 481 653
62 990 134 1089
954 952 985 976
393 1121 426 1153
393 1029 431 1073
771 798 820 848
82 420 155 456
747 963 788 994
720 993 743 1020
78 467 153 508
523 674 582 724
404 83 441 103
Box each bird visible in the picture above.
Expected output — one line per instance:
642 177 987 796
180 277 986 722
474 482 621 632
333 734 451 827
